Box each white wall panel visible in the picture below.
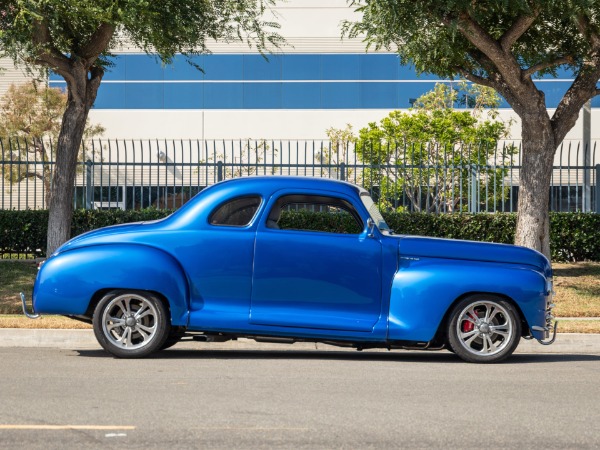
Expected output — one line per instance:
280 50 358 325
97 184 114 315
0 58 35 98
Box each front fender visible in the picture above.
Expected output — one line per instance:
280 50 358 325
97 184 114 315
33 244 190 325
388 258 548 342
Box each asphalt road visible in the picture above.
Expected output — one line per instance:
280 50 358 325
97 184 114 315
0 346 599 449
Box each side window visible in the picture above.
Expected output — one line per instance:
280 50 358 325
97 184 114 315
267 194 363 234
209 196 262 227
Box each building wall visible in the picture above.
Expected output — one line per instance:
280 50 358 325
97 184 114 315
0 0 597 144
0 58 34 98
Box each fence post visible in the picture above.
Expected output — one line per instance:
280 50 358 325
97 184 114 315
217 160 223 182
470 165 478 213
583 101 592 211
339 162 346 181
85 159 93 210
596 164 600 214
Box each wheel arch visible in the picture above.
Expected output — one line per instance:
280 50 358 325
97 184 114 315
429 291 529 347
85 288 175 322
34 244 190 326
388 260 546 342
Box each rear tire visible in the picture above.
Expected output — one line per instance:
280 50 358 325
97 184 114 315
160 326 186 351
93 290 170 358
447 295 521 363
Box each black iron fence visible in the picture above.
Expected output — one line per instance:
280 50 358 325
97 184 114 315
1 138 599 213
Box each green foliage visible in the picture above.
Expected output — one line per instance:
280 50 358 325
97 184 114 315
278 209 363 234
2 209 599 262
384 212 517 244
353 83 517 212
69 208 174 237
0 209 49 257
0 208 172 257
549 213 600 262
343 1 597 80
0 1 283 71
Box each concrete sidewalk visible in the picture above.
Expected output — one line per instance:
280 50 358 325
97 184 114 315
0 328 598 354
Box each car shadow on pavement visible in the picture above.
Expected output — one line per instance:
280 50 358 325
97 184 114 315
75 348 600 364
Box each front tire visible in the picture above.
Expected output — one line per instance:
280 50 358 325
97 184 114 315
447 295 521 363
93 290 170 358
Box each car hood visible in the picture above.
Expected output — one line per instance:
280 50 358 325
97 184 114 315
396 235 552 277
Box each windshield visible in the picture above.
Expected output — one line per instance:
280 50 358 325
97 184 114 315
360 192 391 232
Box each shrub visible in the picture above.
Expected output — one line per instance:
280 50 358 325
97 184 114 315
1 209 599 262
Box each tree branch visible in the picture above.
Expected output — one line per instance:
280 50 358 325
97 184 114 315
80 22 116 65
454 67 497 89
499 8 540 52
523 56 573 79
576 14 600 50
551 54 600 143
455 12 524 89
13 171 44 184
456 13 509 63
85 65 105 110
31 19 70 74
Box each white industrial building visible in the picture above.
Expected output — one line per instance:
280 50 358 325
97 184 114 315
0 0 595 143
0 0 597 212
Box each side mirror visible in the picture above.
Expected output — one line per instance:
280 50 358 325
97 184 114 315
367 218 376 238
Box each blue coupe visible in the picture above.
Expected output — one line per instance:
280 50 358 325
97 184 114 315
22 177 556 362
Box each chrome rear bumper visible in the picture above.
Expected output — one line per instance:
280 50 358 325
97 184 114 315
20 292 40 319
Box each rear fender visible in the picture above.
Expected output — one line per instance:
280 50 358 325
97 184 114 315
33 244 190 325
388 258 548 342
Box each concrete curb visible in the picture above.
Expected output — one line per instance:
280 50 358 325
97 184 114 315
0 328 598 354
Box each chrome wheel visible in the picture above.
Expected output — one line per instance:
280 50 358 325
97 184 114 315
101 293 159 349
93 290 170 358
455 301 513 356
448 295 521 363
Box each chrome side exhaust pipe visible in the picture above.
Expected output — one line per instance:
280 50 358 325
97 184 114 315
20 292 40 319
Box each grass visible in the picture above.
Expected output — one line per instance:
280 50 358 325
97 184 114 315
0 315 91 329
1 260 599 332
556 319 600 334
552 262 600 317
0 260 39 314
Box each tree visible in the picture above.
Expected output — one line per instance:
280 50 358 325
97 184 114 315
0 0 282 255
353 82 516 212
344 0 600 259
0 81 104 206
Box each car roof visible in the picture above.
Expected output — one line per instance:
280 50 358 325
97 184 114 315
213 176 364 197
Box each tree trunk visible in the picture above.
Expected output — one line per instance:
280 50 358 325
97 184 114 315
46 97 88 255
46 64 102 255
514 116 556 259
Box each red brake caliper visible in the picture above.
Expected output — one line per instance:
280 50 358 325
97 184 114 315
461 311 477 332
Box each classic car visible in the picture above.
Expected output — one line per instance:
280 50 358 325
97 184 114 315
22 176 557 363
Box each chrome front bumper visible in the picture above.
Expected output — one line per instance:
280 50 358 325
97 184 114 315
20 292 40 319
531 301 557 346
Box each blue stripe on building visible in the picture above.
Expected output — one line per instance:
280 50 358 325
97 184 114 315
48 54 590 109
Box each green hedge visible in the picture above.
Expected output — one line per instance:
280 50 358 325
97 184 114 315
385 212 600 262
279 209 363 234
1 209 599 262
0 209 173 258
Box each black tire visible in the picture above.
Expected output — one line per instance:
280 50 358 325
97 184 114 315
447 294 521 363
93 290 171 358
160 326 187 351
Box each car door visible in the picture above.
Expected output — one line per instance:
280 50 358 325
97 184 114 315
183 195 262 329
250 191 383 333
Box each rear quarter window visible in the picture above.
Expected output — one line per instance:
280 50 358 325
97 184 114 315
209 196 262 227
